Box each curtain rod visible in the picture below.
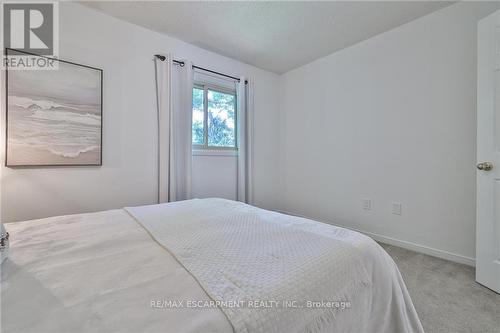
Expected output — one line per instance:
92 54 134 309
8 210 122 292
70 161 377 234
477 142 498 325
154 54 247 84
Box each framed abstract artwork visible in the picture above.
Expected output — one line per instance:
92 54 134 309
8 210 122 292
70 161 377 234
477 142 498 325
5 48 103 166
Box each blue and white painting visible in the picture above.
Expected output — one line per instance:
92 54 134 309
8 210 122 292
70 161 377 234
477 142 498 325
7 58 102 166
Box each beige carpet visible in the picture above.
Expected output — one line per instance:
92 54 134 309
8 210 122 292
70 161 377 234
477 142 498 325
381 243 500 333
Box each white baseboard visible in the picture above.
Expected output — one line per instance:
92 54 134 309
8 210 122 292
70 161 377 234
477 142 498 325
278 210 476 267
354 228 475 267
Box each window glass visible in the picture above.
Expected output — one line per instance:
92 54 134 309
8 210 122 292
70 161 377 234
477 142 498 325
207 89 236 147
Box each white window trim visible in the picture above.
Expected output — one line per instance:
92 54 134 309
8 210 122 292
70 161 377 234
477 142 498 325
192 149 238 157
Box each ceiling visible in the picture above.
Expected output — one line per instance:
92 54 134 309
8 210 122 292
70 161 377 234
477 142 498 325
81 1 453 74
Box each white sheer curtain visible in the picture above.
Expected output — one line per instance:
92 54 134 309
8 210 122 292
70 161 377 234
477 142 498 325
236 77 253 203
154 55 172 203
170 60 193 201
154 55 193 203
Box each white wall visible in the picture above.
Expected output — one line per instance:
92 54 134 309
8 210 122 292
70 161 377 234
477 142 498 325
192 152 237 200
0 2 281 222
279 2 498 263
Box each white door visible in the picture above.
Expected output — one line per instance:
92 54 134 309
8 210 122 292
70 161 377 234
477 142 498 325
477 9 500 294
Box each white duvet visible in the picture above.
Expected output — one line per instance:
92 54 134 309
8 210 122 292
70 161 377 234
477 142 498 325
1 199 423 333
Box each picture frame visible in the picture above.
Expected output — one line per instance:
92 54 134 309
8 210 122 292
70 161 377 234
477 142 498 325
5 48 103 167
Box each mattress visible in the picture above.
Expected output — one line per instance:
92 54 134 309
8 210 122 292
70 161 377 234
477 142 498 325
1 200 423 333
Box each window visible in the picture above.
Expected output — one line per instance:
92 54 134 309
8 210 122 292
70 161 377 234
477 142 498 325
192 84 237 149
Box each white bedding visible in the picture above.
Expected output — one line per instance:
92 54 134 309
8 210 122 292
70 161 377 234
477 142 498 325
1 199 423 333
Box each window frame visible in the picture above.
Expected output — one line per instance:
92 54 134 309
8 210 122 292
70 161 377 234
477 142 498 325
192 82 238 151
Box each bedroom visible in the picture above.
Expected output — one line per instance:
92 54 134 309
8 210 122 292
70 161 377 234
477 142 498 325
0 1 499 332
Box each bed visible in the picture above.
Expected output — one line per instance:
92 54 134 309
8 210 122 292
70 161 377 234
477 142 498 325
1 198 423 333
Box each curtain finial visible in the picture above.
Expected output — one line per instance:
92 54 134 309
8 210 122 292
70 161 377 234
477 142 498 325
154 54 166 61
